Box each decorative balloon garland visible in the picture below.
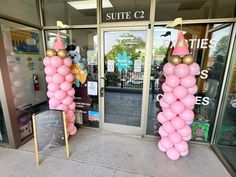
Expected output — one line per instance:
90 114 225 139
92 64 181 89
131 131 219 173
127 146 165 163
43 33 77 136
157 32 200 160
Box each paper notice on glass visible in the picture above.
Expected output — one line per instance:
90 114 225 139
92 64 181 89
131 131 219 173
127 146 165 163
134 60 141 72
88 111 99 121
87 81 97 96
87 50 97 65
107 60 114 72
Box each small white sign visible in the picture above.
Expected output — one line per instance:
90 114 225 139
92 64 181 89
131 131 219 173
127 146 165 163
87 50 97 65
134 60 141 72
87 81 97 96
107 60 114 72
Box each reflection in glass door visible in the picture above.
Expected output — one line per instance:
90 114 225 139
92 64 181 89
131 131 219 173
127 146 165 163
101 29 147 135
214 42 236 174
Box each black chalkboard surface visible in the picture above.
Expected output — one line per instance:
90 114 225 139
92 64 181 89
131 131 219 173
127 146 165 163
34 110 65 151
32 110 69 165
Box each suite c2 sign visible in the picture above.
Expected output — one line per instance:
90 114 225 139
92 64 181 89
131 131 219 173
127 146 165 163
105 11 145 21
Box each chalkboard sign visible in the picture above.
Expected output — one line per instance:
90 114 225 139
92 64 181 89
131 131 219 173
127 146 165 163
32 110 69 165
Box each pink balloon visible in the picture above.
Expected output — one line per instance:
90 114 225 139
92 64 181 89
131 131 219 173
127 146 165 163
63 57 72 67
66 110 74 117
181 94 196 107
173 86 188 99
163 108 176 120
43 57 51 66
177 125 192 137
158 141 166 152
158 126 168 137
45 76 52 83
160 137 173 150
159 99 170 109
162 83 173 92
69 126 77 135
163 63 175 75
44 66 57 76
65 73 74 82
162 121 175 133
162 92 177 105
49 104 56 109
179 109 194 123
180 149 189 156
62 96 73 106
186 120 193 125
171 116 186 130
60 81 72 91
54 90 67 100
183 134 192 141
57 104 69 112
67 122 75 131
67 88 75 96
189 62 200 75
50 56 63 68
68 102 76 110
188 85 198 94
67 114 75 123
188 106 194 109
175 140 188 152
181 75 196 88
166 147 180 160
166 75 180 88
48 83 60 92
168 131 182 144
57 65 70 76
174 64 190 78
49 98 61 108
157 112 168 124
47 91 54 99
52 73 64 84
170 101 185 114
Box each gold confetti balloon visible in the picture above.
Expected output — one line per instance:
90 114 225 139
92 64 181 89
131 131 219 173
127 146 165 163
46 49 57 57
183 55 194 65
57 49 68 59
170 55 182 65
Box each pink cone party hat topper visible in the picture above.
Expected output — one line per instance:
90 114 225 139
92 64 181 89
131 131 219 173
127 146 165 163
52 32 65 50
172 32 189 56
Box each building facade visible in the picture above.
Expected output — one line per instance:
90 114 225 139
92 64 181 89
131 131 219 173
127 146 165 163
0 0 235 175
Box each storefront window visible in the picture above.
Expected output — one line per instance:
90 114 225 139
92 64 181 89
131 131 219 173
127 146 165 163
43 0 97 25
155 0 236 21
1 19 47 142
147 24 233 143
46 29 99 128
0 0 39 25
215 44 236 171
102 0 151 22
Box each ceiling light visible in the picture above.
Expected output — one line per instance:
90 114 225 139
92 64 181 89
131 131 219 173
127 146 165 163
67 0 112 10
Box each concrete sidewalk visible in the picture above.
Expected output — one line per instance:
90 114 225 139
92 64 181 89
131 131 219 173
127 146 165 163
0 128 231 177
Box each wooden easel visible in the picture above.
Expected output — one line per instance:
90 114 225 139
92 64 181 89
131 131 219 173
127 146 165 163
32 111 70 166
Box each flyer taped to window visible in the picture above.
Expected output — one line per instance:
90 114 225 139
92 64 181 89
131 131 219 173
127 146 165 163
87 81 97 96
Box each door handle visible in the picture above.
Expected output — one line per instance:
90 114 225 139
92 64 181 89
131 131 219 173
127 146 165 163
100 87 104 97
101 77 107 80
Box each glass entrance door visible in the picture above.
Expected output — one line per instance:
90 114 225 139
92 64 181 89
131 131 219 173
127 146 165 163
101 27 148 136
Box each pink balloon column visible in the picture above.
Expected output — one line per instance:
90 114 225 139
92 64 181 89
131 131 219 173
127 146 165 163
157 32 200 160
43 32 77 136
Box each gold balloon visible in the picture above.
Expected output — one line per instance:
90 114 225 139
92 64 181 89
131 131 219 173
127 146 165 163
57 49 68 59
183 55 194 65
46 49 57 57
170 55 182 65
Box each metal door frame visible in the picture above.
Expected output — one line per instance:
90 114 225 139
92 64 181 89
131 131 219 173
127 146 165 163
99 26 152 136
